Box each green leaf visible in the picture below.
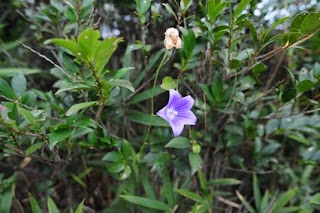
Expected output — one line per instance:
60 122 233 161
176 189 203 203
200 84 215 104
11 73 27 97
0 190 13 213
282 88 296 103
18 107 36 123
163 3 178 21
46 39 82 58
211 72 223 101
301 12 320 34
26 142 45 156
108 162 125 173
80 3 94 19
182 29 196 59
230 59 244 69
261 143 280 155
64 8 77 22
288 133 310 145
197 169 207 193
264 16 289 41
246 19 258 46
161 76 177 91
162 170 174 207
290 13 308 32
151 152 169 172
55 82 90 95
141 167 157 200
253 63 267 76
120 195 171 211
49 128 71 150
253 174 261 211
127 111 170 127
71 174 86 188
289 13 308 43
66 101 98 116
75 199 85 213
260 191 270 213
234 0 252 19
296 80 313 93
272 188 297 213
165 137 190 149
310 193 320 205
189 153 203 175
136 0 151 15
0 68 40 77
208 1 227 21
77 28 101 62
209 178 242 186
102 151 122 162
113 67 135 79
82 0 95 8
236 191 255 213
128 87 165 104
120 166 132 180
30 194 42 213
94 37 123 73
108 79 135 92
47 197 60 213
0 77 17 99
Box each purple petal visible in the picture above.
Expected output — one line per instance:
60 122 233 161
168 90 181 106
176 110 197 125
173 95 194 111
168 119 184 137
156 106 169 121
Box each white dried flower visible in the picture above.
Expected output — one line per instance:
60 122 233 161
164 27 182 50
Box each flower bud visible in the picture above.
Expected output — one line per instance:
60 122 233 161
164 27 182 50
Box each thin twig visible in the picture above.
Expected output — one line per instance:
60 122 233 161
230 33 316 78
18 41 73 79
0 95 63 122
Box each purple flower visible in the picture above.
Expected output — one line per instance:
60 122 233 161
157 90 197 137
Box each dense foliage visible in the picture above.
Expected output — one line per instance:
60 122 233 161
0 0 320 212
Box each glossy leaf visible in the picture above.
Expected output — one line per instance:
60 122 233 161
30 194 42 213
234 0 252 19
94 37 123 73
0 68 40 77
189 153 203 175
165 137 190 149
47 197 60 213
176 189 203 203
77 28 101 62
0 77 17 99
26 142 45 156
120 195 171 211
108 79 135 92
66 101 98 116
128 111 170 127
75 200 85 213
11 73 27 97
301 12 320 34
209 178 242 186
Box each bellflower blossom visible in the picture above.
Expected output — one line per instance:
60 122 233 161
157 90 197 137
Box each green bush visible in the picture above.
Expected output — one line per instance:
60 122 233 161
0 0 320 212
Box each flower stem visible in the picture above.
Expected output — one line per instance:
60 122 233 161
137 49 169 158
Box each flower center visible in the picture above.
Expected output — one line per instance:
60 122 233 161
166 107 178 120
